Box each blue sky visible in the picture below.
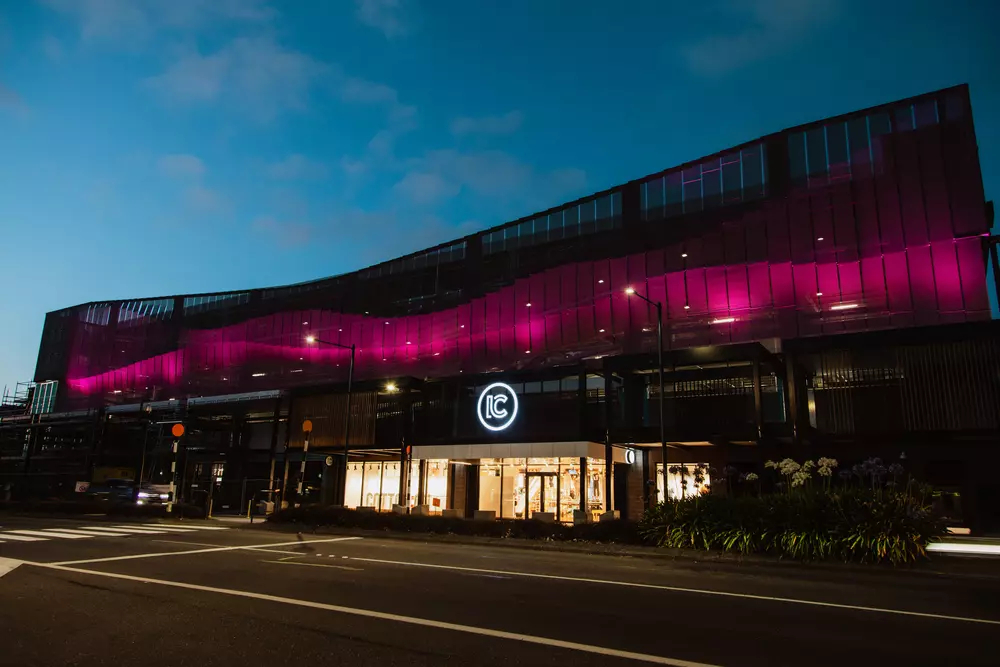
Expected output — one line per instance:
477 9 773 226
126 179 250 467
0 0 998 391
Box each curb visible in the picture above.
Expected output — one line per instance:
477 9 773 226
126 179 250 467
237 520 1000 583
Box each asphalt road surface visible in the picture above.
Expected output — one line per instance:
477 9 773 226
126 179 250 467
1 514 998 667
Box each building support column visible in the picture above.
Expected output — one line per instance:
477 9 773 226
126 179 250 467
752 359 763 441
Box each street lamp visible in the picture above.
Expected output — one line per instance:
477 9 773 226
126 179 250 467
306 334 356 506
626 286 668 505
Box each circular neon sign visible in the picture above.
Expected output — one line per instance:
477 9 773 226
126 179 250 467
477 382 519 432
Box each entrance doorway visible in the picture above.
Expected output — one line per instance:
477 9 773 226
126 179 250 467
527 473 557 517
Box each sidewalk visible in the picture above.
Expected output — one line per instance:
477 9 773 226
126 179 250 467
238 520 1000 582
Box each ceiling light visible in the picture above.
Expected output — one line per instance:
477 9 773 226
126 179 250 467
306 335 316 343
681 253 688 258
525 350 531 354
683 304 691 310
598 279 604 284
830 303 859 311
817 237 824 241
252 372 266 377
625 287 636 295
816 292 823 297
302 321 308 325
712 317 736 324
385 383 397 393
599 329 605 333
406 341 412 345
525 302 532 307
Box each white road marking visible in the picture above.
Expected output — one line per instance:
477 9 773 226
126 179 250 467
138 524 230 531
51 536 362 566
151 539 304 556
27 561 717 667
0 558 21 578
8 530 92 540
337 555 1000 627
81 526 168 534
0 533 47 542
38 528 136 538
112 525 197 533
263 559 364 572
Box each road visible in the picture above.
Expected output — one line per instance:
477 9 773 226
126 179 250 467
1 514 998 667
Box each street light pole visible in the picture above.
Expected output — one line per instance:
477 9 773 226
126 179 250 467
306 336 356 506
626 288 668 504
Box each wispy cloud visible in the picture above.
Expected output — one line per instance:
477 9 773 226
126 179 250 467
393 149 586 210
253 215 312 247
42 0 275 43
267 154 328 180
0 82 27 117
682 0 840 75
450 110 524 137
144 37 327 121
354 0 409 39
158 153 205 179
185 185 231 216
41 34 64 61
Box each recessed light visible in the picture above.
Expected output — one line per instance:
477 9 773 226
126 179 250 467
683 304 691 310
817 237 824 241
599 329 605 333
434 352 440 356
302 321 308 325
525 350 531 354
681 253 688 258
460 324 465 328
598 279 604 284
712 317 736 324
525 303 532 307
406 341 412 345
816 292 823 297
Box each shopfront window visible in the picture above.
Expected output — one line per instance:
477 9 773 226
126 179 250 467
380 462 402 510
478 459 502 516
424 459 449 512
502 458 525 519
344 460 403 510
655 463 711 502
407 459 420 507
345 462 364 508
585 457 606 521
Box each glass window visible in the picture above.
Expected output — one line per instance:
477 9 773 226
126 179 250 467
479 460 502 515
502 459 526 519
344 462 364 508
913 99 938 128
805 127 827 182
585 457 606 520
561 376 579 392
596 195 614 231
548 210 565 241
542 379 560 393
612 192 621 223
580 200 596 235
655 463 712 501
564 204 580 238
721 153 742 205
847 116 871 175
517 220 533 246
644 176 664 220
826 121 849 180
380 462 401 510
893 104 915 132
788 133 806 187
534 216 549 243
504 225 519 251
665 171 683 217
682 165 702 213
523 381 541 394
701 157 722 209
362 462 383 508
424 459 449 511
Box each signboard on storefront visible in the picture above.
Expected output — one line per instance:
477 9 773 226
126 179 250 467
477 382 519 432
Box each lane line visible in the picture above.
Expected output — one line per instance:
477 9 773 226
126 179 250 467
26 561 715 667
0 534 48 542
50 536 363 565
0 558 20 578
8 530 92 540
337 555 1000 627
263 559 364 572
151 539 304 556
81 526 168 535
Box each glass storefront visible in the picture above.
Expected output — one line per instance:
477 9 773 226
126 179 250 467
655 463 711 502
345 455 608 521
478 457 605 522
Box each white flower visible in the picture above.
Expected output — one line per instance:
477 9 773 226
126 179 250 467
764 460 778 469
818 457 839 469
744 472 759 482
778 458 801 475
791 470 811 487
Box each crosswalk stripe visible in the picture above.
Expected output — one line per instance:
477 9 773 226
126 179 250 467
0 533 48 542
9 530 92 540
42 528 135 537
113 525 197 533
82 526 168 534
139 524 230 531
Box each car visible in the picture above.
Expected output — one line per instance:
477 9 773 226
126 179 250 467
86 478 172 504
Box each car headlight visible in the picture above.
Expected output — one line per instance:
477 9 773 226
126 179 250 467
159 494 170 500
137 491 152 498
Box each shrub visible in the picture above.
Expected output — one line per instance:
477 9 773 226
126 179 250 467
638 489 945 565
268 505 646 544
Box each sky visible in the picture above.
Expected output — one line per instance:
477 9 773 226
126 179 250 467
0 0 998 392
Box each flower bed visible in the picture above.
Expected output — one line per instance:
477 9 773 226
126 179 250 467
639 458 946 565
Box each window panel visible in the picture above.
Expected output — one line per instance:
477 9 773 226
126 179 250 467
644 177 665 220
682 164 702 213
580 201 596 236
548 210 565 241
788 133 806 187
721 153 742 205
805 127 827 182
701 157 722 209
847 116 871 176
596 195 613 231
563 204 580 238
665 171 683 217
826 121 849 181
913 99 938 128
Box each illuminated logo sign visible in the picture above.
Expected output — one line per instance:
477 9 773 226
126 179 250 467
625 448 636 465
477 382 518 432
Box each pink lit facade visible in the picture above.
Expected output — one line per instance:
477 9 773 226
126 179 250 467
37 85 993 407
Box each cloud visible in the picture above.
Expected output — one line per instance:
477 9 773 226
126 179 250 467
682 0 840 75
355 0 409 39
158 153 205 179
185 185 231 215
393 150 587 210
42 0 275 43
340 77 399 105
253 216 312 248
0 83 26 115
326 209 480 264
268 154 328 180
42 34 64 61
450 110 524 137
144 37 327 120
392 171 461 205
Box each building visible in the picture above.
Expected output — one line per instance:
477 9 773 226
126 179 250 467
4 84 999 528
